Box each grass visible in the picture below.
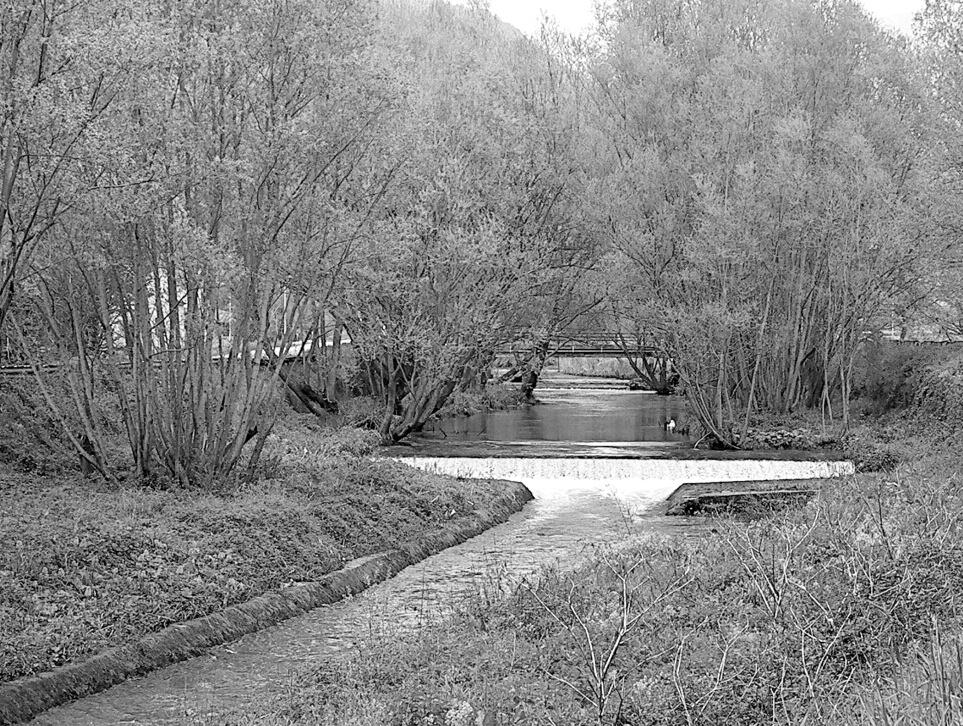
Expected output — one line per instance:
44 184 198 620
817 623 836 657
0 414 507 684
209 441 963 725
839 623 963 725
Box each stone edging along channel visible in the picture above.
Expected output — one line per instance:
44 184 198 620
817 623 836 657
0 481 534 726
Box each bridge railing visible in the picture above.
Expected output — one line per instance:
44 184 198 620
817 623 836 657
495 335 661 358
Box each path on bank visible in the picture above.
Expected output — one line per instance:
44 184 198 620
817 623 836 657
32 453 850 725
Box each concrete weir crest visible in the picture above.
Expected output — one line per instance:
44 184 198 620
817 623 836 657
399 455 856 501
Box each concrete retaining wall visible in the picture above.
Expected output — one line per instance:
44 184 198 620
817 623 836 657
0 481 533 725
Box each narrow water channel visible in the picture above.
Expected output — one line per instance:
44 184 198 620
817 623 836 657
31 385 854 724
34 461 851 725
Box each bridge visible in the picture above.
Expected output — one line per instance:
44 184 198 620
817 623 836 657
0 336 658 377
495 334 662 359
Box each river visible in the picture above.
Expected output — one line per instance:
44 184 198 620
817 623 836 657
31 381 852 724
419 377 691 445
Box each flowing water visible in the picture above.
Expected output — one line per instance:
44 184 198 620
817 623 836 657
420 380 691 445
31 384 854 724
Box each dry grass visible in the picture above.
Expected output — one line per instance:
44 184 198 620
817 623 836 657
835 623 963 725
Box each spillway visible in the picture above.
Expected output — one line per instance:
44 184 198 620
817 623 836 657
399 455 855 502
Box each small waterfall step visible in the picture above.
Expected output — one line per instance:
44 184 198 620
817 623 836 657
399 457 854 504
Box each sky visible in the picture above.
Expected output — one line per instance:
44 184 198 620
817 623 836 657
472 0 926 38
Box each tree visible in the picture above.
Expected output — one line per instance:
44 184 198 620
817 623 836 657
23 0 388 485
916 0 963 342
337 2 603 441
0 0 132 350
589 0 940 445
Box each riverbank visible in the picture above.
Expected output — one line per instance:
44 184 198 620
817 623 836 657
435 384 529 418
0 417 524 694
227 435 963 723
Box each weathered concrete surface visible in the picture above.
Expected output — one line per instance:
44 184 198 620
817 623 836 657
665 478 822 516
394 439 852 460
0 481 533 726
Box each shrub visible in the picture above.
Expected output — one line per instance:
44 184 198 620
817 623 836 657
843 627 963 725
855 342 960 415
557 357 636 379
0 379 77 474
912 353 963 437
262 416 381 465
314 427 382 457
841 427 904 473
0 375 125 475
338 395 382 429
435 384 526 419
250 455 963 725
480 384 527 411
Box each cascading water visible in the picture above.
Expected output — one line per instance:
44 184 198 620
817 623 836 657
399 456 855 503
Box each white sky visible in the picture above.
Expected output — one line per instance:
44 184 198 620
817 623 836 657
469 0 925 38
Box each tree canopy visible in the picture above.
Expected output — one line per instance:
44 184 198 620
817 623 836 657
0 0 959 482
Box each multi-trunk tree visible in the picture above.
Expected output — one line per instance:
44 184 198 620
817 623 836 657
343 2 600 441
588 0 941 445
0 0 134 353
20 0 388 485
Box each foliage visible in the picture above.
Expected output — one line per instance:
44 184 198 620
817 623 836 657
854 343 953 414
265 415 382 460
0 379 83 473
2 0 959 465
4 0 394 485
0 0 958 478
435 384 528 419
557 357 637 380
849 342 963 456
0 0 139 338
916 0 963 347
842 626 963 725
911 351 963 433
589 0 944 444
340 2 597 440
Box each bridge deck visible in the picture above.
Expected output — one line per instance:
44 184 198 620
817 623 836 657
496 337 662 358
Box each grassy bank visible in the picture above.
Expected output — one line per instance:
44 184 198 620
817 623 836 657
229 349 960 726
435 384 529 419
222 447 961 725
214 345 963 724
0 416 509 685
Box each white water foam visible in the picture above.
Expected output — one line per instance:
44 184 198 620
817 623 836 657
399 456 855 502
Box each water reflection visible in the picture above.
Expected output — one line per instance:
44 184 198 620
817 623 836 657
422 389 691 443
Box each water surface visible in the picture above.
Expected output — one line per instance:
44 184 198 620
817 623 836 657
421 386 690 444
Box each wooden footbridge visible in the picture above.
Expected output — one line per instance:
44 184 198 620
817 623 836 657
496 334 662 359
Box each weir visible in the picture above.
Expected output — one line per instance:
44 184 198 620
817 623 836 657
34 388 857 724
400 455 855 502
